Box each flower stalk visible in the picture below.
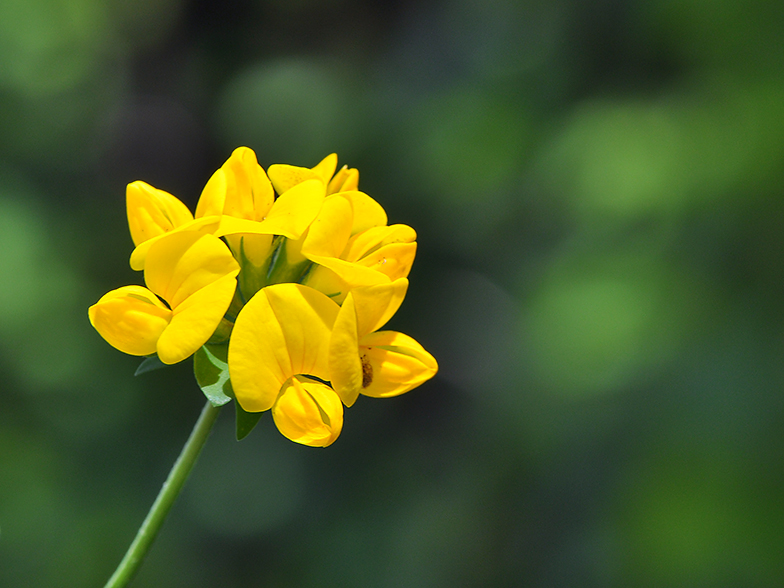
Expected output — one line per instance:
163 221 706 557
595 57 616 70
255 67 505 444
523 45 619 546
103 401 222 588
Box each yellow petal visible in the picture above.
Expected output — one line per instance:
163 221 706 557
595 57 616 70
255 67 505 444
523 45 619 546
311 153 338 185
300 194 354 259
358 331 438 398
328 279 408 406
350 278 409 336
344 224 416 262
341 191 387 235
156 273 239 364
144 232 239 309
215 179 325 240
126 181 193 247
268 164 321 195
355 242 417 281
304 225 416 289
306 257 390 289
272 376 343 447
327 165 359 194
301 264 349 302
128 216 221 271
229 284 339 412
262 178 325 236
88 286 171 357
195 147 274 221
329 294 363 406
194 168 227 218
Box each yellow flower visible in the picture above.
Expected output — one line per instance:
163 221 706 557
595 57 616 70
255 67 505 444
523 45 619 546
126 181 194 246
326 163 360 194
126 182 220 271
297 193 417 300
194 146 275 220
194 149 329 298
228 283 343 446
89 232 239 364
267 153 359 196
201 147 326 263
259 154 402 297
329 279 438 406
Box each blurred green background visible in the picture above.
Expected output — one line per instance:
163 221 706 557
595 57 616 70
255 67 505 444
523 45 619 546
2 0 784 586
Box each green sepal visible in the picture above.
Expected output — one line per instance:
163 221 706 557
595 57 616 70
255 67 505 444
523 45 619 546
235 401 262 441
135 355 167 376
237 236 276 302
266 238 313 285
193 344 234 407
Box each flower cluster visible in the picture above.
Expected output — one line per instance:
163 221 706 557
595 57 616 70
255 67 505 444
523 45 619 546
89 148 437 446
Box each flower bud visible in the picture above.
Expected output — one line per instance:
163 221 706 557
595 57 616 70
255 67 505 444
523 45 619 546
272 376 343 447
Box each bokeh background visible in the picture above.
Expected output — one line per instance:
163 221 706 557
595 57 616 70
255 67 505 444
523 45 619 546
2 0 784 586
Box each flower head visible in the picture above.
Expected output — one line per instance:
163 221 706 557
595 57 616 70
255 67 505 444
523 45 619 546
90 148 436 447
126 182 220 272
89 232 239 364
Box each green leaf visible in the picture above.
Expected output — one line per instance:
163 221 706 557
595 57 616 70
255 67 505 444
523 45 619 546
135 355 167 376
235 401 263 441
193 344 234 407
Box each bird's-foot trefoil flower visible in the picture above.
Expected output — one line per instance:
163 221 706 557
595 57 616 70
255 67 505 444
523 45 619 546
199 147 326 299
266 190 416 303
267 152 359 196
126 182 221 271
228 283 343 446
89 231 239 364
329 279 438 406
302 218 418 302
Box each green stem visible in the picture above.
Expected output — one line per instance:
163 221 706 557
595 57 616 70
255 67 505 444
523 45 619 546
104 401 222 588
